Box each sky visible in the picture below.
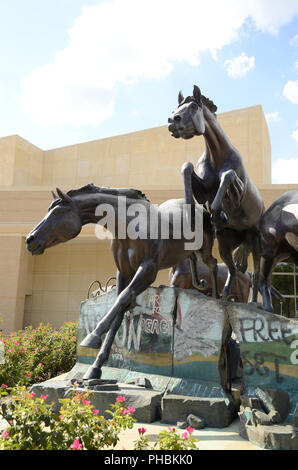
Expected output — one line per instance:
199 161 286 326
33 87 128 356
0 0 298 184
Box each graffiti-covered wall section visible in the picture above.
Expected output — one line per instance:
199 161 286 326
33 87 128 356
229 304 298 419
75 286 298 419
76 286 231 398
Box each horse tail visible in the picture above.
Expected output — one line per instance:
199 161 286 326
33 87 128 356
233 243 250 273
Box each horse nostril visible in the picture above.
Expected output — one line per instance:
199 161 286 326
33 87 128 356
26 234 34 244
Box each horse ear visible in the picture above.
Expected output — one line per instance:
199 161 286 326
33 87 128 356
51 191 58 200
193 85 202 104
56 187 72 204
178 90 184 104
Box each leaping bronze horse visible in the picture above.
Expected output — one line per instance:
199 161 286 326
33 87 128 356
168 85 265 302
258 189 298 312
26 184 218 380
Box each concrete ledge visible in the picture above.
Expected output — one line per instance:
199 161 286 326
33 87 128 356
245 424 298 450
161 394 235 428
30 379 163 423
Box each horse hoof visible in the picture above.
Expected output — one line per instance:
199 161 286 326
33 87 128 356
83 366 102 381
80 332 102 349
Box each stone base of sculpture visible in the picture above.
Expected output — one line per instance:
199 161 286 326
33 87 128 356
30 286 298 446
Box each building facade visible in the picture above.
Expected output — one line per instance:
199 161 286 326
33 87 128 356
0 104 297 333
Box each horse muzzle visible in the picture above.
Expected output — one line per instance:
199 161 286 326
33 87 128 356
26 234 45 255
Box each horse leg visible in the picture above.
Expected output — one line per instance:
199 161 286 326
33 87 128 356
259 255 276 312
210 170 244 228
189 253 208 290
82 312 125 380
250 233 261 303
80 259 157 349
198 214 219 298
217 229 242 299
181 162 208 230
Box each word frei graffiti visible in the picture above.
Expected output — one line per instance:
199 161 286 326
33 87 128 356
235 316 298 385
94 197 203 250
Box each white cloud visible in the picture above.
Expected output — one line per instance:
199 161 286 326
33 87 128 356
224 53 255 79
292 122 298 142
18 0 298 127
290 33 298 46
283 80 298 104
265 111 282 123
247 0 298 35
272 158 298 183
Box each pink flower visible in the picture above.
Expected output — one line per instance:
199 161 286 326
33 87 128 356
25 373 31 377
92 409 99 415
73 380 79 388
186 426 194 434
7 349 14 353
1 384 8 388
182 432 188 440
127 406 135 414
138 427 146 435
30 391 35 398
168 427 176 432
82 399 91 405
70 439 83 450
14 341 18 346
8 420 13 425
2 430 10 439
40 394 48 401
120 409 128 415
59 415 63 420
116 395 126 403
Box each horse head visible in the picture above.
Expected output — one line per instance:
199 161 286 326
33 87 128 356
26 188 82 255
168 85 217 139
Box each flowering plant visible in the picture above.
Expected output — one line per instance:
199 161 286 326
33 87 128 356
157 426 198 450
0 388 135 450
0 322 77 389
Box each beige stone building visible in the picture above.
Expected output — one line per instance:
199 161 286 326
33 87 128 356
0 104 297 333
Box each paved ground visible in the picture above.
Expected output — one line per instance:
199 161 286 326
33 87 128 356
114 418 263 450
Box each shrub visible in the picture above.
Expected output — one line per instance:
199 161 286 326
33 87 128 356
0 322 77 389
0 387 135 450
134 426 199 450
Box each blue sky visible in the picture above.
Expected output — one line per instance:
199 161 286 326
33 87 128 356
0 0 298 183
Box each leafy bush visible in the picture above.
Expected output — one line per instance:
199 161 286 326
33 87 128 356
134 425 199 450
0 322 77 389
0 387 135 450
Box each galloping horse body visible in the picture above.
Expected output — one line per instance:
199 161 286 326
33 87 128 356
26 184 218 380
168 85 265 302
258 189 298 312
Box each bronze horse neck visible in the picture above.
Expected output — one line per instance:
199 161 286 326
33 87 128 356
70 186 150 234
201 105 232 168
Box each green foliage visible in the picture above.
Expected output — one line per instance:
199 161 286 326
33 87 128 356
134 426 199 451
157 426 199 450
0 387 135 450
0 322 77 389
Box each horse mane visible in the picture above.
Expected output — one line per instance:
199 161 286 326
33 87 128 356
201 95 217 114
66 183 150 202
182 95 217 114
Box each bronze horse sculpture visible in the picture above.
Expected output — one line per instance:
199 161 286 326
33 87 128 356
257 189 298 312
168 85 265 302
26 184 219 380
